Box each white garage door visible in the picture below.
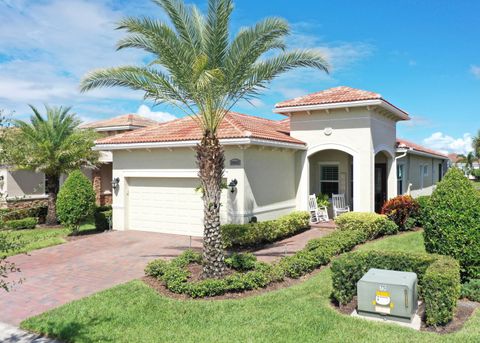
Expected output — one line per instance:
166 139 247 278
127 177 227 236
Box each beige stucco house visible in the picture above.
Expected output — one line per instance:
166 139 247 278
94 86 449 236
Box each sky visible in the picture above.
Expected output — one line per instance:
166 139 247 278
0 0 479 155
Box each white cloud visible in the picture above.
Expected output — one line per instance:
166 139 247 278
136 104 176 122
423 132 473 155
470 65 480 79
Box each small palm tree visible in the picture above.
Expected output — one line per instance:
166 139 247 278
80 0 329 278
457 151 477 176
473 129 480 159
3 105 99 225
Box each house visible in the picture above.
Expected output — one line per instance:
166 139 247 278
79 114 158 205
94 86 449 236
448 153 480 179
0 114 157 209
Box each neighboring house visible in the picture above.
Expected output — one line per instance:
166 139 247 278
79 114 158 205
448 153 480 179
0 114 157 209
94 86 449 236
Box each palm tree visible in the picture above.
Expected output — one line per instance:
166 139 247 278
3 105 99 225
80 0 329 278
473 129 480 159
457 151 477 176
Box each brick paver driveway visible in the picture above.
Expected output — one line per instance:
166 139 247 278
1 231 202 325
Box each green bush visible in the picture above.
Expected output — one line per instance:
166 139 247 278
56 170 96 234
225 252 257 271
423 167 480 280
461 279 480 302
331 250 460 326
146 211 400 299
94 210 112 231
412 195 431 227
0 206 48 224
4 217 37 230
335 212 398 240
221 211 310 248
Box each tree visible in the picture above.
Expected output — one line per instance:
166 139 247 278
473 129 480 159
80 0 329 278
457 151 477 176
2 105 99 225
57 170 96 234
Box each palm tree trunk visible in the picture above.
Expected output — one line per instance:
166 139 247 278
196 132 226 278
45 174 60 226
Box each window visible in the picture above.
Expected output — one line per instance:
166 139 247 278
397 164 404 195
423 165 429 177
320 165 339 197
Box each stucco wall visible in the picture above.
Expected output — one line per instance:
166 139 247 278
5 169 45 198
242 147 297 221
289 107 398 212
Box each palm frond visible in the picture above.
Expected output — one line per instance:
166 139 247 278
204 0 233 67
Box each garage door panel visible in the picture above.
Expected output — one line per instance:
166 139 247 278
127 177 226 236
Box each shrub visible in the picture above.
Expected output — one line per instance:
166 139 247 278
331 250 460 326
335 212 398 240
221 211 310 248
460 279 480 302
381 195 419 230
4 217 37 230
423 167 480 280
412 195 431 227
94 210 112 231
56 170 96 234
225 252 257 271
0 206 48 224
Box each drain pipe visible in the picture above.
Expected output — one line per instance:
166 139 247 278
395 146 412 195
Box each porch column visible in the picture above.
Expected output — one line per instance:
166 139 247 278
353 152 375 212
387 156 397 200
296 151 309 211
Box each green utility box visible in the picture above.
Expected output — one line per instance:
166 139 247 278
357 268 418 322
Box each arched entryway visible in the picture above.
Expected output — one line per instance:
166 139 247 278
308 149 354 214
374 150 394 212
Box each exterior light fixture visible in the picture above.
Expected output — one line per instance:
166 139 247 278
111 177 120 191
228 179 238 193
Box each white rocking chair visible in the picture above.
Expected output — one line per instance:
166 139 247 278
308 194 329 223
332 193 350 218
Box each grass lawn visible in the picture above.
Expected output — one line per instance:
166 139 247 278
471 180 480 190
357 230 425 254
1 220 96 258
21 231 480 343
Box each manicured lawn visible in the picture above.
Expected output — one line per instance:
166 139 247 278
21 231 480 343
1 220 96 257
471 180 480 190
357 230 425 254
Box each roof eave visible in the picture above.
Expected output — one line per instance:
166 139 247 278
94 137 306 151
274 99 409 121
399 148 448 160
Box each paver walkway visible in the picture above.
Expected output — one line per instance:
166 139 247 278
1 227 332 326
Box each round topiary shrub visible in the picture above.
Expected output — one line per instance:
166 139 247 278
381 195 419 230
56 170 96 234
423 167 480 280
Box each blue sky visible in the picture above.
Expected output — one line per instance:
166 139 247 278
0 0 478 154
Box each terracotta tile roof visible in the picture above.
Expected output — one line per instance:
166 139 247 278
396 138 449 159
96 111 305 146
275 86 382 108
448 153 460 163
80 114 158 129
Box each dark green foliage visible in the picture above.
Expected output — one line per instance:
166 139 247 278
460 279 480 302
56 170 96 233
94 210 112 231
331 250 460 326
0 206 47 224
225 252 257 271
221 211 310 248
146 213 400 298
423 167 480 280
335 212 398 240
4 217 37 230
412 195 431 227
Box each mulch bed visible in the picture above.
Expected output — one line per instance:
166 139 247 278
332 297 479 334
142 265 325 301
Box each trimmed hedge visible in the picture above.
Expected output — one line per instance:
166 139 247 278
221 211 310 248
146 211 400 299
94 209 112 231
0 206 47 224
4 217 37 230
335 212 398 240
331 250 460 326
461 279 480 302
423 167 480 280
412 195 430 227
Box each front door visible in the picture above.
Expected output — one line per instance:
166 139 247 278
375 163 387 213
